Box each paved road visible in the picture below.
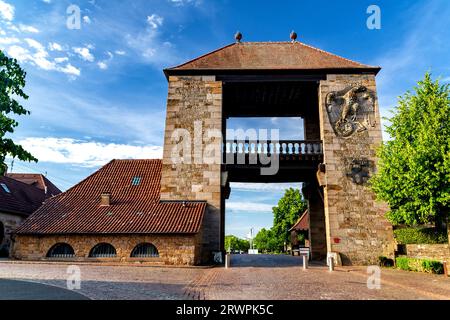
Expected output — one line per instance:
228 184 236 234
0 256 449 300
0 279 90 300
230 254 308 267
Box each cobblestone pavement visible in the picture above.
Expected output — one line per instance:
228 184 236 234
0 255 449 300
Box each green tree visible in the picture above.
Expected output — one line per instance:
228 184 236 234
253 228 279 253
371 73 450 230
224 235 250 253
0 50 37 175
271 188 307 250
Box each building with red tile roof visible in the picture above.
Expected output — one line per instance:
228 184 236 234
0 174 60 257
12 159 207 265
7 173 61 197
164 41 380 77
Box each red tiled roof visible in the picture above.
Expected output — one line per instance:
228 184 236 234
165 42 379 73
0 176 46 216
289 210 309 232
15 159 206 235
7 173 61 197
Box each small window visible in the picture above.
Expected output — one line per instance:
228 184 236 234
131 176 142 186
46 243 75 258
1 183 11 193
89 243 117 258
131 243 159 258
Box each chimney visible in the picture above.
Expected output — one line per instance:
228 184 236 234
100 193 111 206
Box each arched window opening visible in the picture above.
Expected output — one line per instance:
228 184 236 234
46 243 75 258
130 243 159 258
89 243 117 258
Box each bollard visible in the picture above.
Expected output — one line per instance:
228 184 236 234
444 261 448 277
328 256 334 272
225 253 230 269
302 255 308 270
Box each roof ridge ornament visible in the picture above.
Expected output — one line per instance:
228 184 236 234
290 30 297 43
235 31 242 43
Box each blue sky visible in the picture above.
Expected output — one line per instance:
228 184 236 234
1 0 449 238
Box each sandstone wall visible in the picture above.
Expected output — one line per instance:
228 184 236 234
160 75 223 262
12 233 202 265
318 74 395 265
405 244 450 262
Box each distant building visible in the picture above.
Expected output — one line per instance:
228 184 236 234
0 174 61 257
13 160 206 265
7 173 61 197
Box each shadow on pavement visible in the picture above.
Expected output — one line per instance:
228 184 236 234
229 254 325 268
0 279 90 300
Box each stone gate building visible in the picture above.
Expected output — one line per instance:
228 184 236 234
12 39 395 265
161 40 394 265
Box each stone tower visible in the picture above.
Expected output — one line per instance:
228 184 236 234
161 41 394 265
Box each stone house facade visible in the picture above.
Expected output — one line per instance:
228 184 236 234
1 174 60 257
12 159 206 265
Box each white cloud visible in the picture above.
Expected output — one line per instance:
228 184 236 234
42 0 51 3
168 0 196 6
97 61 108 70
97 51 114 70
23 38 56 70
48 42 63 51
19 137 163 167
226 201 274 213
115 50 126 55
83 16 91 24
19 24 39 33
59 63 80 77
24 38 45 51
54 57 69 63
73 46 95 62
0 0 14 21
7 40 81 78
230 182 302 192
147 14 163 29
0 36 20 45
6 45 29 61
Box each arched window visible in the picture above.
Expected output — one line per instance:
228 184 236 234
89 243 117 258
130 243 159 258
46 243 75 258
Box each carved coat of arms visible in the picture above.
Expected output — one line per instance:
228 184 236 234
326 85 376 138
346 158 372 185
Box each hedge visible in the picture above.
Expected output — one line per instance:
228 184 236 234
393 227 448 244
396 256 444 274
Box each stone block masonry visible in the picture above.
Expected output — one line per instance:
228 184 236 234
318 74 395 265
405 244 450 262
12 234 203 265
0 212 25 256
160 76 223 263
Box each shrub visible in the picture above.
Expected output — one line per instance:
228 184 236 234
421 260 444 274
396 257 410 271
395 257 444 274
394 227 448 244
378 256 394 267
